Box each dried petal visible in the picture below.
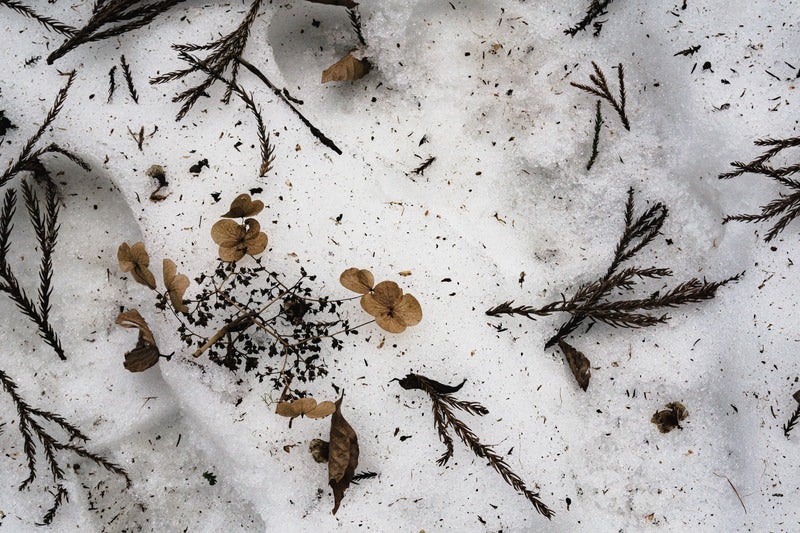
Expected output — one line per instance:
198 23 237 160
123 345 161 373
115 309 156 346
558 340 591 391
117 241 156 290
651 401 688 433
115 309 160 372
306 400 336 419
322 52 371 83
309 438 330 463
275 398 335 419
340 268 374 294
395 294 422 326
243 218 268 255
328 396 358 514
361 281 402 316
211 219 245 247
222 193 264 218
163 258 189 314
374 313 408 334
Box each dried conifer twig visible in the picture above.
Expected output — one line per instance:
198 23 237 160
397 373 554 519
107 65 117 103
487 189 742 385
0 0 77 36
565 0 613 37
719 136 800 242
149 0 263 119
237 58 343 155
348 7 366 46
783 390 800 438
47 0 187 64
120 55 139 104
176 52 275 177
571 62 630 131
586 99 603 170
0 368 130 525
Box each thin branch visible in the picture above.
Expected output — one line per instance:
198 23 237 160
0 0 77 36
571 61 630 131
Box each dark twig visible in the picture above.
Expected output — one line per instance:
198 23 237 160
0 0 77 36
348 7 366 46
565 0 613 37
396 373 553 519
149 0 262 119
107 65 117 103
783 390 800 438
571 62 630 131
120 55 139 104
0 368 130 525
238 58 343 155
487 189 741 357
720 136 800 242
586 100 603 170
176 52 275 177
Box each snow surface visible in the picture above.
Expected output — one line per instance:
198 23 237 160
1 0 799 531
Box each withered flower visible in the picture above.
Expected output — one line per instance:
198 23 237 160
118 242 156 290
211 218 268 262
163 258 189 313
276 398 336 419
115 309 161 372
339 268 374 294
222 193 264 218
361 280 422 333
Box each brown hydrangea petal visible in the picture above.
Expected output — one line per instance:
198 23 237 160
243 218 268 256
361 281 403 317
340 268 374 294
306 401 336 419
276 398 334 419
395 294 422 326
163 258 190 314
374 313 408 334
222 193 264 218
211 219 245 247
115 309 157 347
117 242 156 289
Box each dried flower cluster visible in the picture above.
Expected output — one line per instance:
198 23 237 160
340 268 422 333
211 194 269 262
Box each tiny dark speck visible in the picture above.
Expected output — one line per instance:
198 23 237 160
312 19 320 28
399 435 412 442
702 61 712 70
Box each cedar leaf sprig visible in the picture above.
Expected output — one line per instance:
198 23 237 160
487 188 742 352
719 136 800 242
783 390 800 438
0 368 131 525
46 0 187 64
149 0 263 120
565 0 614 37
571 61 630 131
396 373 554 520
0 0 77 36
586 99 603 170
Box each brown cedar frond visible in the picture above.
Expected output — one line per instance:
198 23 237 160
0 0 76 36
720 136 800 241
175 52 274 177
571 61 630 131
397 373 554 519
487 189 741 357
565 0 613 37
0 369 130 524
150 0 263 120
46 0 186 64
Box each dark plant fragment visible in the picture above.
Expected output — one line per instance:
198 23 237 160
586 99 603 171
558 340 591 391
397 373 553 519
651 401 688 433
0 0 77 36
120 55 139 104
565 0 613 37
571 61 629 131
0 368 130 525
328 395 358 515
487 188 741 389
719 136 800 242
782 390 800 438
0 109 17 137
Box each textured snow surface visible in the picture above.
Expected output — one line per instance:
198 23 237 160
1 0 798 531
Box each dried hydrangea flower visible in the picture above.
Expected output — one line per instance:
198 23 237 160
211 218 268 262
276 398 336 419
117 241 156 290
221 193 264 218
163 258 189 313
360 280 422 333
339 268 374 294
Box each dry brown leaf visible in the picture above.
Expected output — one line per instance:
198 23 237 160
340 268 374 294
163 258 190 313
361 281 422 333
328 396 358 515
322 52 370 83
276 398 336 419
222 193 264 218
558 340 591 391
309 438 330 463
651 401 688 433
117 242 156 290
306 0 358 9
115 309 161 372
211 218 268 262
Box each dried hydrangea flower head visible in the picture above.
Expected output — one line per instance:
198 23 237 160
211 217 268 262
275 398 336 419
118 241 156 289
163 258 189 313
221 193 264 218
340 268 422 333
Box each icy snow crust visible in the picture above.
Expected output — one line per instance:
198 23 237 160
0 0 798 531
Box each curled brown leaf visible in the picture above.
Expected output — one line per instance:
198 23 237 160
115 309 161 372
558 340 591 391
163 258 190 313
328 396 358 514
322 52 370 83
